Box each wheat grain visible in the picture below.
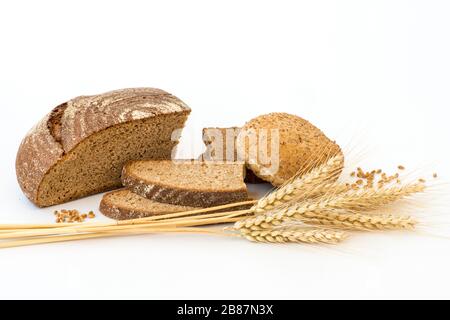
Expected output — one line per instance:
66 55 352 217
243 227 348 244
251 154 345 213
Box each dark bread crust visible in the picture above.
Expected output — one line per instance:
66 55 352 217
16 113 65 204
16 88 191 206
121 163 249 207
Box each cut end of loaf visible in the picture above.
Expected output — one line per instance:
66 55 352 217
34 112 189 207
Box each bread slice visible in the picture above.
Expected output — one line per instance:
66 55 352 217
237 113 343 186
16 88 191 207
100 189 197 220
122 160 248 207
100 189 252 220
200 127 266 184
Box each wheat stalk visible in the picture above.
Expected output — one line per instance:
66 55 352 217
0 227 233 249
235 183 425 232
0 224 348 249
251 154 345 213
0 201 256 234
242 227 348 244
0 210 250 240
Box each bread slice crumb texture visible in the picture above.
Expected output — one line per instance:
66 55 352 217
36 113 188 207
122 160 248 207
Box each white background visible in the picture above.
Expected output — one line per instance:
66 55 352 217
0 0 449 300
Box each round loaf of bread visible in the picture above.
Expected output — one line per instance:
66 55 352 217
236 112 343 186
16 88 191 207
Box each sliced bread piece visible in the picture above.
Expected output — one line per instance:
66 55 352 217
100 189 197 220
100 189 252 220
16 88 190 207
122 160 248 207
200 127 266 184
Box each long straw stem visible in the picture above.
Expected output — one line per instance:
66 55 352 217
0 200 255 231
0 227 235 249
0 210 249 240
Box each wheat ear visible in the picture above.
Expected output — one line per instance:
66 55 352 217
251 154 345 213
235 183 425 231
242 227 348 244
319 183 426 212
292 213 417 231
